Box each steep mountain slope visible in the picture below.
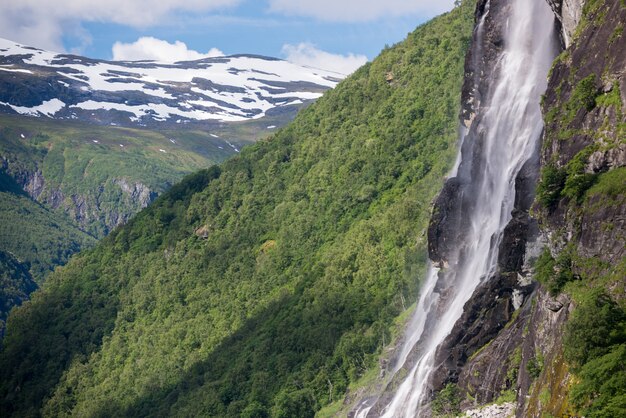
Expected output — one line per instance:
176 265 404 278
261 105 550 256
0 38 340 128
358 1 624 417
0 2 475 417
527 0 625 415
0 36 337 346
0 169 94 336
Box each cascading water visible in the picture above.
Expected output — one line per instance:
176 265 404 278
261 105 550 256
354 0 559 416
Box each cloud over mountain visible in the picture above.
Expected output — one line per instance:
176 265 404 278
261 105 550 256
281 43 367 75
112 37 224 62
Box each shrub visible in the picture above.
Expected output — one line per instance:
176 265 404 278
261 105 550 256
536 164 566 210
534 247 576 296
432 383 461 417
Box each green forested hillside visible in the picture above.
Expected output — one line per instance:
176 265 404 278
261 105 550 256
0 98 276 337
0 170 95 335
0 250 36 337
0 2 474 417
0 171 95 282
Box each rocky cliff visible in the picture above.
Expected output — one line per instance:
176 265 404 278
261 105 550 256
547 0 585 47
1 153 157 236
425 0 625 416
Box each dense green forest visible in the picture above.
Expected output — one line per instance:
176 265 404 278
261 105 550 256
0 2 474 416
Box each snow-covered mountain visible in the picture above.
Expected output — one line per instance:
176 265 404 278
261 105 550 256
0 38 343 127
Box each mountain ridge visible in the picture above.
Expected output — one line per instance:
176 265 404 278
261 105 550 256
0 37 341 128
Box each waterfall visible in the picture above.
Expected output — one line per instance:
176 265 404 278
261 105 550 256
355 0 559 416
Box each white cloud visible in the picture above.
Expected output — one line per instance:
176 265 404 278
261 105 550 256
112 37 223 62
282 43 367 76
269 0 456 22
0 0 240 52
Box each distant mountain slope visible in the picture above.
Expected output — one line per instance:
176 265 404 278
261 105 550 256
0 169 94 336
0 38 341 128
0 2 474 417
0 114 253 237
0 38 339 344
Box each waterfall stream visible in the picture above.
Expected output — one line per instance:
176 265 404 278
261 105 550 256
355 0 558 416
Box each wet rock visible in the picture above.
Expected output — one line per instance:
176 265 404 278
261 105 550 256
428 177 467 268
431 272 535 392
498 210 535 273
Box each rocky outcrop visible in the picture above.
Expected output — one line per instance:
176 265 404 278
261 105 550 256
539 0 626 266
431 273 536 391
1 158 158 236
112 178 156 209
453 286 574 417
460 402 515 418
546 0 585 47
428 178 467 268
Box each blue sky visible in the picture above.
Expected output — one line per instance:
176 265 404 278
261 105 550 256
0 0 456 74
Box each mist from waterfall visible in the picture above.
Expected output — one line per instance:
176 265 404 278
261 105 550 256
358 0 559 416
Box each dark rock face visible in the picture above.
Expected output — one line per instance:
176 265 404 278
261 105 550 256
425 0 555 397
540 0 626 266
578 193 626 264
497 210 534 273
454 287 573 416
435 1 625 416
428 0 509 270
427 177 466 268
431 273 536 390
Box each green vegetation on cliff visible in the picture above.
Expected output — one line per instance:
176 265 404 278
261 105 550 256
0 2 475 417
0 114 259 237
535 0 626 416
0 170 95 335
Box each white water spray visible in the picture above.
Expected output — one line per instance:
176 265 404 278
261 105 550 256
373 0 558 416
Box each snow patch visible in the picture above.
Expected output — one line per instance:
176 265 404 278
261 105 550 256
0 66 33 74
5 98 65 117
0 38 342 124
